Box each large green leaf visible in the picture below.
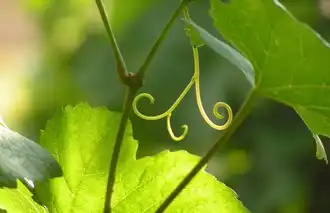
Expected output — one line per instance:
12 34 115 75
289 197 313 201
0 181 46 213
183 0 330 162
210 0 330 136
0 121 62 188
35 103 248 213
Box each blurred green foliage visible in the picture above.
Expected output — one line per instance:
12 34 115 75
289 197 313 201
6 0 330 212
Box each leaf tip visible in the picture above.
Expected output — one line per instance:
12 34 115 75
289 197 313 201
313 134 328 164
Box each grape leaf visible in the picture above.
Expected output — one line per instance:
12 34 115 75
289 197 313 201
209 0 330 163
0 122 62 188
35 103 248 212
0 181 46 213
183 0 329 163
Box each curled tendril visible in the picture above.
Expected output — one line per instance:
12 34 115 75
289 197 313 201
133 93 168 120
132 6 233 141
193 47 233 130
167 113 188 141
132 79 194 141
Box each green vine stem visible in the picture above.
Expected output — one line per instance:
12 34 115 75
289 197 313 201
95 0 128 82
96 0 192 212
103 89 137 213
155 89 259 213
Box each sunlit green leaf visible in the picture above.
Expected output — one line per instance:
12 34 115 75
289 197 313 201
0 181 46 213
35 103 248 212
210 0 330 163
0 124 62 188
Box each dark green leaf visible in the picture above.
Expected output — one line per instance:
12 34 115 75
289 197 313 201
0 124 62 188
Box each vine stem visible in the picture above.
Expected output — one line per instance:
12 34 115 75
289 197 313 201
95 0 191 213
103 88 137 213
136 0 191 78
95 0 133 211
95 0 128 81
155 89 259 213
96 0 192 212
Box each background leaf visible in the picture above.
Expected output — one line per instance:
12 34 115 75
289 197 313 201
35 103 248 212
0 125 62 188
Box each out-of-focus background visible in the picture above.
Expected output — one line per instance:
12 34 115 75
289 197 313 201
0 0 329 212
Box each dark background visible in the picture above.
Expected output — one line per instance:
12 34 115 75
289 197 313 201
0 0 329 212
